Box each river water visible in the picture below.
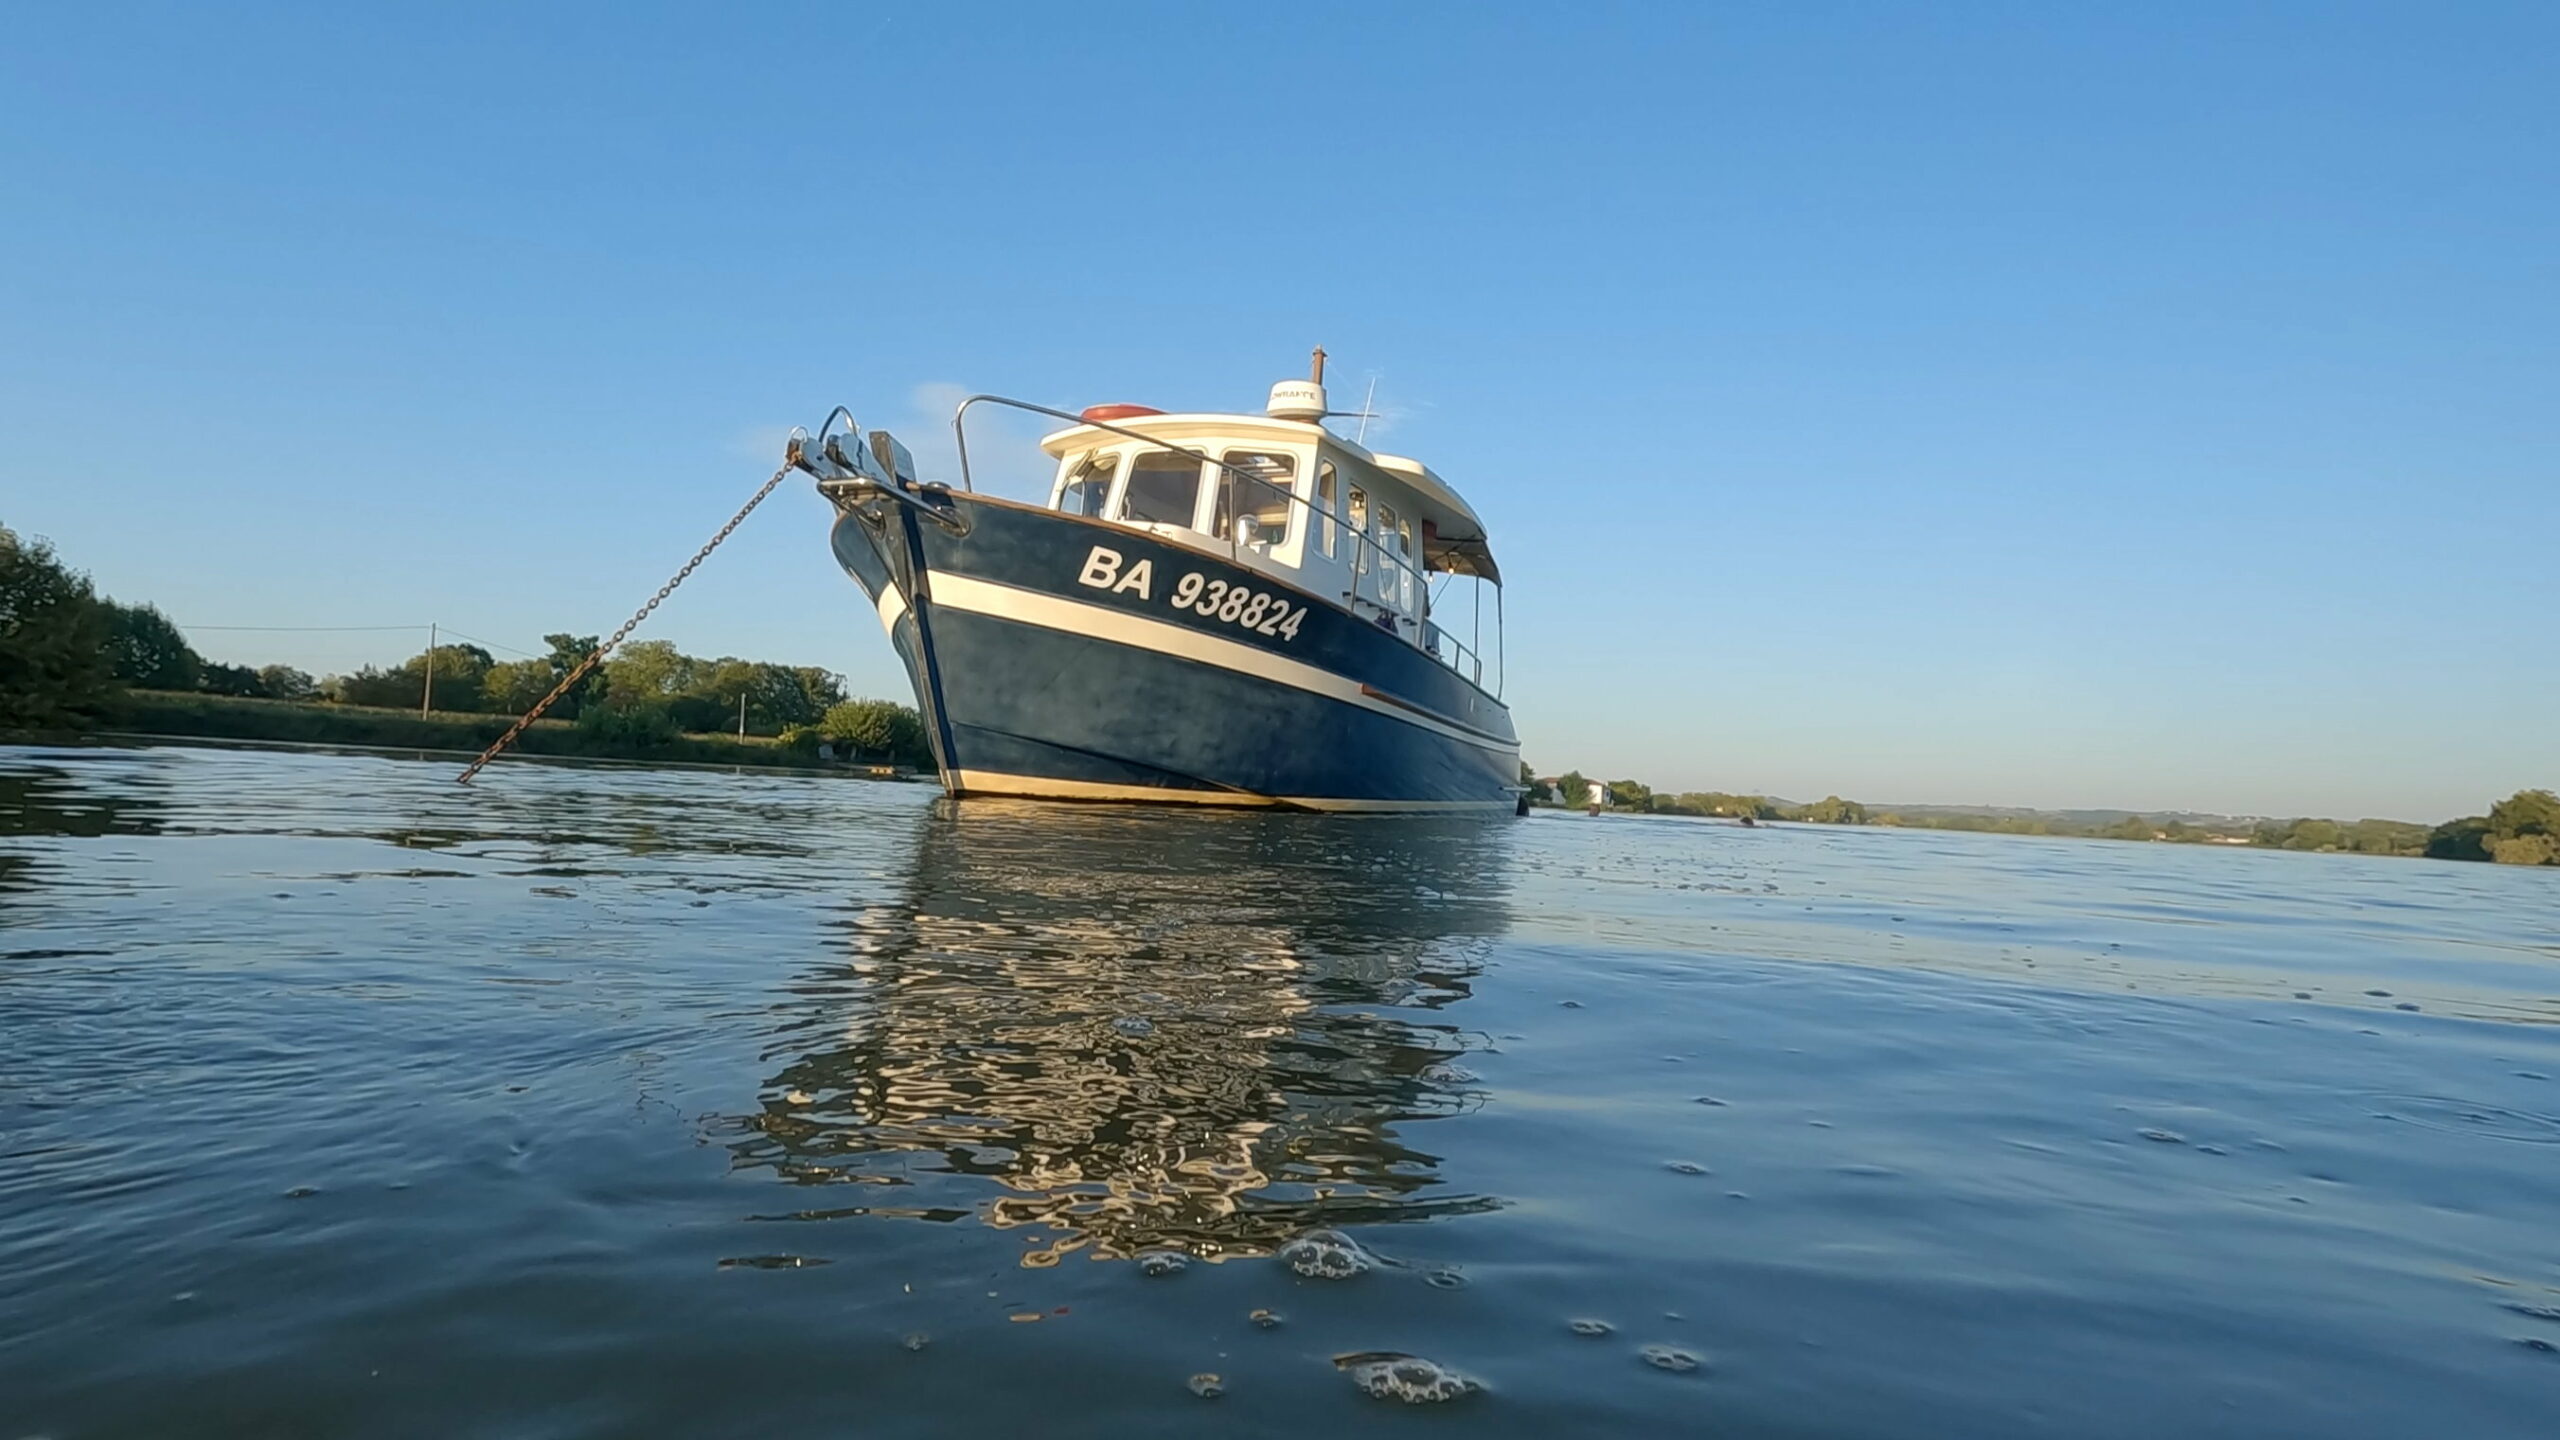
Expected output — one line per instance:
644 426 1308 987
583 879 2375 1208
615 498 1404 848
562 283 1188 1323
3 743 2556 1437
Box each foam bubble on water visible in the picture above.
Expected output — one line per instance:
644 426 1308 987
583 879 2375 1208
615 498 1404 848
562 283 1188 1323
1279 1229 1372 1279
1137 1250 1189 1277
1111 1016 1155 1037
1423 1265 1468 1290
1188 1372 1225 1397
1664 1161 1710 1175
1248 1307 1285 1328
1640 1344 1703 1373
900 1331 929 1351
1568 1318 1614 1337
1334 1352 1480 1403
2138 1128 2185 1144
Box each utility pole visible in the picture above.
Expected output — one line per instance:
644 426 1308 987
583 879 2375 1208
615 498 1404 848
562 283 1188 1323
422 623 437 716
737 691 747 739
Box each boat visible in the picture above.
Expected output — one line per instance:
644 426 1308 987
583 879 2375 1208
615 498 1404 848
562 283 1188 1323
785 353 1522 812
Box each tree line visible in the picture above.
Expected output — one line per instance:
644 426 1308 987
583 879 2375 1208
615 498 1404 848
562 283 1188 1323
1525 763 2557 868
2 521 932 769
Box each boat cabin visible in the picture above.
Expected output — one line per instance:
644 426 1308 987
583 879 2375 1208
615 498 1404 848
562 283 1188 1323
1036 380 1504 690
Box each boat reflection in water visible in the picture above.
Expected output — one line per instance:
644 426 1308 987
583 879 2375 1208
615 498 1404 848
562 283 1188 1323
717 800 1516 1266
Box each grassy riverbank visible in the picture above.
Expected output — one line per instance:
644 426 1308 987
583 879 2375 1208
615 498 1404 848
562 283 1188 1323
94 691 889 772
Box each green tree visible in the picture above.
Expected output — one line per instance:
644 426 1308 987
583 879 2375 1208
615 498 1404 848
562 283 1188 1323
541 634 605 718
328 643 493 712
2485 789 2560 866
1672 791 1774 820
1604 778 1653 811
409 643 493 713
2341 818 2426 856
199 662 266 697
576 696 679 748
2487 789 2559 840
603 640 698 705
819 699 930 766
2488 833 2559 866
256 664 317 701
328 665 411 708
2424 816 2491 862
0 524 118 727
480 657 557 713
1802 795 1869 825
753 662 845 730
789 666 848 719
1555 769 1592 808
101 600 202 691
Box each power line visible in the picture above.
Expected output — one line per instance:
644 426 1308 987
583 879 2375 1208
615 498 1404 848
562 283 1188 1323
181 620 543 660
437 627 543 659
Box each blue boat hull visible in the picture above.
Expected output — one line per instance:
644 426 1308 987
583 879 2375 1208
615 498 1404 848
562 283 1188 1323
828 489 1521 811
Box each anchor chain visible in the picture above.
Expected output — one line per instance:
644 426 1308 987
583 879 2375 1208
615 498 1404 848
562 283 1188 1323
454 458 799 784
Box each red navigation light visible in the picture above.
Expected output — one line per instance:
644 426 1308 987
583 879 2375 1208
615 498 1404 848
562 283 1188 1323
1079 404 1165 423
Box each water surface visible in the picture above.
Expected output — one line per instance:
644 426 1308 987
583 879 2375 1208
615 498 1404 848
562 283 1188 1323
3 745 2557 1436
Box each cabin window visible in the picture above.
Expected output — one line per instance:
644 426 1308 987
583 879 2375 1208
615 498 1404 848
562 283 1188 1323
1398 517 1419 613
1315 462 1338 558
1120 450 1205 528
1376 502 1411 612
1347 487 1370 572
1058 452 1118 517
1211 450 1296 547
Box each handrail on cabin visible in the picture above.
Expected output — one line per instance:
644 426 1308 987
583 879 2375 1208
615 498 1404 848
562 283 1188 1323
950 393 1503 695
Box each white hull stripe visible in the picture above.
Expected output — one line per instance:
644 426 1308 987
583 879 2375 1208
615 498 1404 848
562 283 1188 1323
924 573 1519 758
874 584 909 640
950 769 1515 812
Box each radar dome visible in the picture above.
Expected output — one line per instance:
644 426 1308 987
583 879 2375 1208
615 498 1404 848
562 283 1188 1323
1266 380 1327 422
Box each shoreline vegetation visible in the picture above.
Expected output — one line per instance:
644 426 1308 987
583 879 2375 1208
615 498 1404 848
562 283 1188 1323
6 521 2549 861
1522 770 2557 867
1 522 934 774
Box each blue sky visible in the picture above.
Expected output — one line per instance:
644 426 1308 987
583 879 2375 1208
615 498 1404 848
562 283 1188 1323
3 3 2550 820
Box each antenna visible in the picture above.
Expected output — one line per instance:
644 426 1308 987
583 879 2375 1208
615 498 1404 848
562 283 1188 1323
1355 375 1379 444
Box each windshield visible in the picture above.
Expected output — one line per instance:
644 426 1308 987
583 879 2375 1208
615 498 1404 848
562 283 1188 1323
1120 451 1204 528
1057 452 1118 517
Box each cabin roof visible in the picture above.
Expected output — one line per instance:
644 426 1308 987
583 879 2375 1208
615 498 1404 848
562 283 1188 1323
1038 413 1500 583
